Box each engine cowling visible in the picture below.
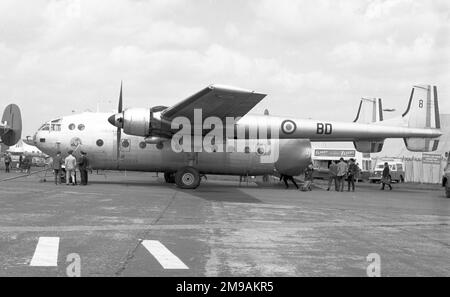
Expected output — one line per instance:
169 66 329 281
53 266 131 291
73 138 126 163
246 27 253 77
122 108 151 136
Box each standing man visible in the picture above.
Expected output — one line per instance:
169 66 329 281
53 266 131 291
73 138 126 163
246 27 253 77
78 151 90 186
4 153 12 173
18 154 23 172
381 162 393 190
65 150 77 186
336 158 348 192
347 159 359 192
52 151 63 185
327 161 338 191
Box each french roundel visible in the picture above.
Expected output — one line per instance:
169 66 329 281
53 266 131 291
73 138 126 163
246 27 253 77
281 120 297 134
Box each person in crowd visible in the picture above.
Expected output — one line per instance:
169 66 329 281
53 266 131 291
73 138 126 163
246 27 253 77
381 162 393 190
327 160 338 191
4 153 12 173
302 163 314 191
52 151 63 185
18 154 23 173
280 174 299 190
336 158 348 192
65 150 77 186
22 155 31 174
78 151 90 186
347 158 360 192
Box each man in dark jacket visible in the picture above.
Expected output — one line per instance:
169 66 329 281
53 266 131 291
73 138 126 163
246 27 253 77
52 151 63 185
381 162 392 190
347 158 360 192
4 153 12 173
78 151 90 186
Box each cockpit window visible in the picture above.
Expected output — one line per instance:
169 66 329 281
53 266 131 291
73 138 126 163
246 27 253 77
39 124 50 131
51 119 62 132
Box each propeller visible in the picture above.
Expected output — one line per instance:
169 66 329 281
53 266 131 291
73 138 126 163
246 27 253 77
116 82 123 159
108 82 124 160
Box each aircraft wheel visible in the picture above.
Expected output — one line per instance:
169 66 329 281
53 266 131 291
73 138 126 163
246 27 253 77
164 172 176 184
175 167 201 189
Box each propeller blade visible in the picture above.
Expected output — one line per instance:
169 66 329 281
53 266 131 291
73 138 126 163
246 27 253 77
117 127 121 160
118 81 123 113
117 82 123 160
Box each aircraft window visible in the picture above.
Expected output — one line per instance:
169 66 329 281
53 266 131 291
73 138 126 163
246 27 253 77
139 142 147 149
69 124 76 130
78 124 85 131
39 124 50 131
96 139 104 147
257 146 265 155
122 140 130 148
51 124 61 131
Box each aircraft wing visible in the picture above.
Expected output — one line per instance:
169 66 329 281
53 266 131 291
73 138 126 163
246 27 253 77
161 84 266 123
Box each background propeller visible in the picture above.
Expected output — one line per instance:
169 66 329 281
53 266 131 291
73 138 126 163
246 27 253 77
116 82 123 160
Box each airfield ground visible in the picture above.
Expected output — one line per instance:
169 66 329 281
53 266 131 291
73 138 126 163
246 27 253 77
0 169 448 277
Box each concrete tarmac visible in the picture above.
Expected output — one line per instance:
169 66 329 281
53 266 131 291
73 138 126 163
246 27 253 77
0 169 448 277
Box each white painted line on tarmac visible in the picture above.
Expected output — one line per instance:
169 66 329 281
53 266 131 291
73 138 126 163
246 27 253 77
30 237 60 267
142 240 189 270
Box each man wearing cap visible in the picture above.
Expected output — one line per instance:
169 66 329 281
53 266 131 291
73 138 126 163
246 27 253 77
52 151 63 185
65 150 77 186
78 151 90 186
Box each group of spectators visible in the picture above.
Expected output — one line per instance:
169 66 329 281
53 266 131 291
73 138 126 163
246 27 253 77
50 150 91 186
280 158 393 192
2 153 32 174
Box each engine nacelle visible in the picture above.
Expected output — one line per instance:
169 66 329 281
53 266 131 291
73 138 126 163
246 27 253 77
122 108 151 137
275 139 312 176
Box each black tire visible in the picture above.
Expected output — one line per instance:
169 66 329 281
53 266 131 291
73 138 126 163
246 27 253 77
446 184 450 198
175 167 201 189
164 172 176 184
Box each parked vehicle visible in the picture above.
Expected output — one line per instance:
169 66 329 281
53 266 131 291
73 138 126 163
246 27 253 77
369 161 405 183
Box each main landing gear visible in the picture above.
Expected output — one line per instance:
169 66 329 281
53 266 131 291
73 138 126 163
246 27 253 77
174 167 201 189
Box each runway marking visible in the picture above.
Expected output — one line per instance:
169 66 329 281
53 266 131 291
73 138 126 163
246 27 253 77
30 237 60 267
142 240 189 270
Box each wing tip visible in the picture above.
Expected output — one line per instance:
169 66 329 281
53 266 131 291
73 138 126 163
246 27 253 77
209 84 266 96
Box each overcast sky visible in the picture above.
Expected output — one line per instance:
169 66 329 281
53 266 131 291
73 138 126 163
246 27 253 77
1 0 449 136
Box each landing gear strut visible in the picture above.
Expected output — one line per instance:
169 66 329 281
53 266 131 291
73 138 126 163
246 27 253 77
164 172 176 184
175 167 201 189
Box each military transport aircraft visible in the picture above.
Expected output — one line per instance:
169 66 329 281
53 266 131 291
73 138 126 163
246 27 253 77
0 104 22 147
29 84 441 189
